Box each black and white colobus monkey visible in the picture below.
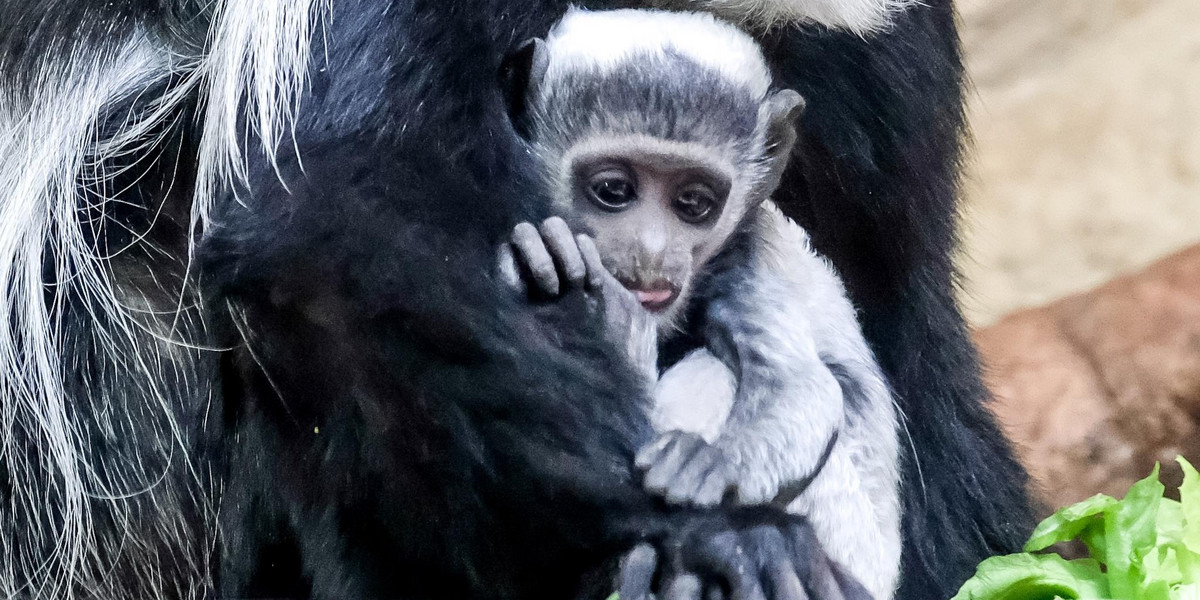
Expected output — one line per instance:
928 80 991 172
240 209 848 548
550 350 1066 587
496 9 899 598
0 1 1033 600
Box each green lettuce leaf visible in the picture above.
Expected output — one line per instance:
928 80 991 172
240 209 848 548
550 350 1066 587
1172 583 1200 600
1144 544 1184 585
1167 544 1200 581
1026 494 1120 553
953 457 1200 600
1107 464 1166 598
1159 499 1187 546
951 554 1109 600
1179 457 1200 553
1081 523 1110 565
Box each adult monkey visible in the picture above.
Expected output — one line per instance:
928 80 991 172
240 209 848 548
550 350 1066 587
0 2 1032 600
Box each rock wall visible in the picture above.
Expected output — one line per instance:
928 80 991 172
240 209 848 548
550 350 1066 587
977 245 1200 510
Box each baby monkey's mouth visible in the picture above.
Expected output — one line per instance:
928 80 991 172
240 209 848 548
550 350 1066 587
619 278 680 312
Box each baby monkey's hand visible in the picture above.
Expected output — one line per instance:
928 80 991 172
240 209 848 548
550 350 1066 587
498 217 658 379
497 217 625 302
498 217 590 298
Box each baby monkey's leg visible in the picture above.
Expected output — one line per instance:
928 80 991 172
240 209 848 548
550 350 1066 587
641 350 739 507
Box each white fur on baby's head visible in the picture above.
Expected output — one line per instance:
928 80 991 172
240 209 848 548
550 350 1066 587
543 8 773 100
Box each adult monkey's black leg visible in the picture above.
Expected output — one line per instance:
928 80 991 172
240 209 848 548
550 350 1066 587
763 2 1036 598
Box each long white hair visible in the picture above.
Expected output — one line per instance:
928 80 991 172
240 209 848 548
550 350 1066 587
0 2 325 597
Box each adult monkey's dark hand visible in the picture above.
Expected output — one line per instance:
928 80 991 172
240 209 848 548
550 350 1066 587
615 514 873 600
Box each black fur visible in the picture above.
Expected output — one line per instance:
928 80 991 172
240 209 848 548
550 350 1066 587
0 0 1033 598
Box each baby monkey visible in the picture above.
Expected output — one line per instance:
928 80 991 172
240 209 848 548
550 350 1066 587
498 9 901 598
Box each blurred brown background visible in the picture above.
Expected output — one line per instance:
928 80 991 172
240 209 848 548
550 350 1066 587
955 0 1200 510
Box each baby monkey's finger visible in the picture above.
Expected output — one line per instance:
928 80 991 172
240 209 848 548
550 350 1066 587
496 242 526 294
644 433 707 495
635 433 675 471
664 446 721 506
575 234 609 292
540 217 587 288
512 222 560 296
692 464 734 507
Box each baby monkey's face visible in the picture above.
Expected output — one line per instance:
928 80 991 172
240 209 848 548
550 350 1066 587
566 139 747 330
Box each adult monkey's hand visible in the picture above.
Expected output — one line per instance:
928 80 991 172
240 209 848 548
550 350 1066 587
616 512 873 600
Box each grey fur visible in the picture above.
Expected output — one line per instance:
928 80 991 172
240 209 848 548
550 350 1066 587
504 10 902 598
654 204 902 598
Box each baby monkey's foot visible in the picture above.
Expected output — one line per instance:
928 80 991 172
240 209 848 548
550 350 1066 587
636 431 737 507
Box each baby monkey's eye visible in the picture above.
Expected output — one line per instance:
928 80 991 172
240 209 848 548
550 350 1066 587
673 184 720 224
587 170 637 210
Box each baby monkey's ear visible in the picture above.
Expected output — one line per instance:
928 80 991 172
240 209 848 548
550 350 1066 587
762 88 806 158
499 38 550 137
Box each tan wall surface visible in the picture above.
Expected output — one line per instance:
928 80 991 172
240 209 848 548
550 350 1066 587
957 0 1200 326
